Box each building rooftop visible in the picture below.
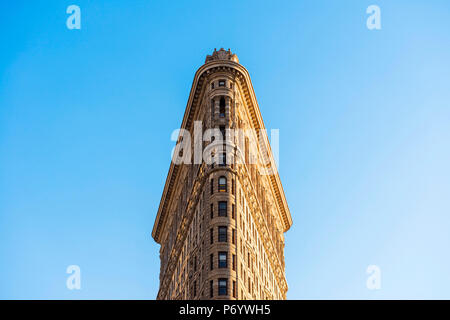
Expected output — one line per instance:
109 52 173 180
205 48 239 63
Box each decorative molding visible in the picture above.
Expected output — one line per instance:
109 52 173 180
205 48 239 63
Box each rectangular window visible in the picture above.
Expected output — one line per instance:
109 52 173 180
218 226 227 242
220 153 226 166
218 201 227 217
232 229 236 245
232 179 235 195
210 203 214 219
218 252 227 268
232 254 236 271
219 98 225 117
219 80 226 87
210 179 214 194
232 204 235 220
210 228 213 244
210 280 213 298
193 281 197 297
218 278 228 296
232 281 236 298
210 254 214 270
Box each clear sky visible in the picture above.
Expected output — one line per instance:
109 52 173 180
1 0 449 299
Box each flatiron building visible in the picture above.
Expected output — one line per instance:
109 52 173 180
152 48 292 300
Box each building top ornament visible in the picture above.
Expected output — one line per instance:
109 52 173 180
205 48 239 63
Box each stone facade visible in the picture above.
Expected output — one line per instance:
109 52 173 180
152 49 292 300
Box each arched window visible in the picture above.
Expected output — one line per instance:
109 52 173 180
219 97 225 117
218 176 227 192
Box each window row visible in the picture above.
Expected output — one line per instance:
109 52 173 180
209 251 237 270
210 97 227 118
210 201 235 219
209 226 237 244
211 176 233 193
211 79 232 89
209 278 237 298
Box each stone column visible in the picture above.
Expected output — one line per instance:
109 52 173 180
225 96 231 122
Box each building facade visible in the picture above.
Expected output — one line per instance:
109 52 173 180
152 49 292 300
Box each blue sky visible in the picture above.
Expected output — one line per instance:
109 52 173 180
1 0 449 299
